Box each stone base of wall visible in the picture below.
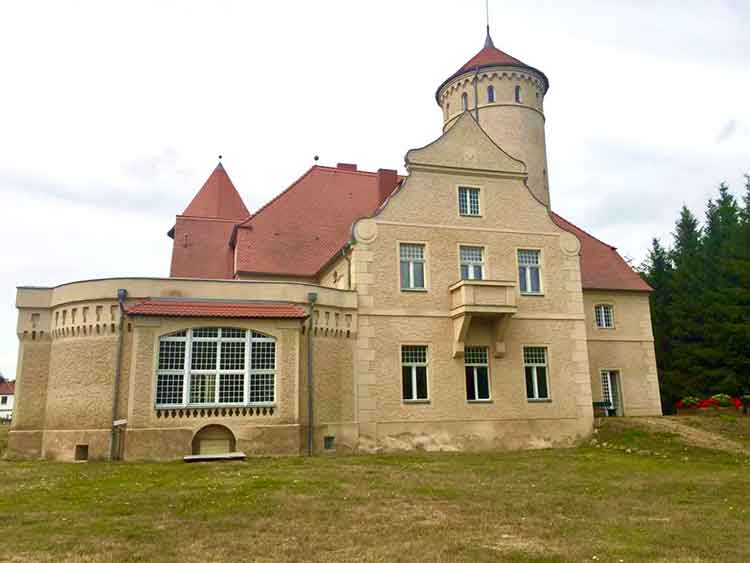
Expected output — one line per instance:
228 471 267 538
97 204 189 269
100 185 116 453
5 430 44 460
302 422 359 455
368 418 588 453
124 428 193 460
43 429 111 461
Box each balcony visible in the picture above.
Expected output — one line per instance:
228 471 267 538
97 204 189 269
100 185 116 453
448 279 517 358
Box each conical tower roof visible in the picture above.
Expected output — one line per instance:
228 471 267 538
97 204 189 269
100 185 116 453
436 27 548 101
181 162 249 221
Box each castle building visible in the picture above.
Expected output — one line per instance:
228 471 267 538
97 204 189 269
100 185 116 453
8 29 661 461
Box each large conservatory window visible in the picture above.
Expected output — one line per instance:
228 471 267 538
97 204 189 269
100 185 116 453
155 328 276 407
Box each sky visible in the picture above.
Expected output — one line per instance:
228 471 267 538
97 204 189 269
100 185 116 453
0 0 748 379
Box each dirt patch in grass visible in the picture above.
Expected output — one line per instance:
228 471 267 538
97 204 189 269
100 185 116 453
607 416 748 454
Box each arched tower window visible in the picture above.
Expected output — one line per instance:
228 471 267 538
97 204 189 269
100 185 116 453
461 92 468 111
487 85 495 103
155 327 277 407
445 102 450 120
515 85 522 104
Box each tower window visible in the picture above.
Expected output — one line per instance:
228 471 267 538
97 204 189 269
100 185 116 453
515 85 522 104
445 102 450 119
461 92 468 111
487 85 495 103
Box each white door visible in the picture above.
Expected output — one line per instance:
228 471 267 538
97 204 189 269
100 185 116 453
601 370 622 416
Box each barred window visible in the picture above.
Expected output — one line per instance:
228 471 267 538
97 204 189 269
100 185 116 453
458 187 481 216
465 346 490 401
401 345 428 401
460 246 484 280
518 249 542 294
155 328 276 407
595 304 615 329
524 346 549 400
400 243 426 290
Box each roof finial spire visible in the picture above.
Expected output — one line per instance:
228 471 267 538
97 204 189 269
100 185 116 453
484 0 494 48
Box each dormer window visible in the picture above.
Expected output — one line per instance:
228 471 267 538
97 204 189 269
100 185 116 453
515 85 522 104
458 186 481 217
487 85 495 103
461 92 468 111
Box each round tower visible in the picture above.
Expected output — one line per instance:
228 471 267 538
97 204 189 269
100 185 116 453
436 28 551 206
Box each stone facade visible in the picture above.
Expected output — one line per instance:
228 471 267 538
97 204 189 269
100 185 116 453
7 31 661 461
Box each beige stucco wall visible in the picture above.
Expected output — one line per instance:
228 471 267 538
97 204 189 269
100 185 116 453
350 113 594 452
438 68 550 207
583 290 662 416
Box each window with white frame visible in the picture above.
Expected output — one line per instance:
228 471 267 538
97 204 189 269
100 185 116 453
458 186 481 216
518 249 542 294
155 328 276 407
461 92 468 111
400 243 426 290
402 345 428 401
465 346 490 401
0 396 7 405
595 304 615 329
460 246 484 280
515 85 522 103
524 346 550 400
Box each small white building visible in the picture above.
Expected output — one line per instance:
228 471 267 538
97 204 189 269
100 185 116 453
0 381 15 422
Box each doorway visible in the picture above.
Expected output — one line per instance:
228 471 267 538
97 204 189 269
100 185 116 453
600 370 623 417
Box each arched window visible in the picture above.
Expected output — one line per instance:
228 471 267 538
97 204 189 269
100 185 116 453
445 102 450 120
487 85 495 103
155 327 276 407
461 92 468 111
515 85 522 104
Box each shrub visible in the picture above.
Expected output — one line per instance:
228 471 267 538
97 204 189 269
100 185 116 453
711 394 733 407
680 396 701 408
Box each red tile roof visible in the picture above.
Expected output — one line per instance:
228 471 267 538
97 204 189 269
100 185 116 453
125 299 308 319
182 162 250 221
436 29 548 101
169 163 251 280
232 165 402 277
0 381 14 395
551 212 652 292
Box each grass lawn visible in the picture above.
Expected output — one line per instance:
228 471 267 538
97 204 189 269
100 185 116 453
1 421 749 563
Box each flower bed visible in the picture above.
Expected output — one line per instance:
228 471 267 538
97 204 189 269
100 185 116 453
675 394 746 415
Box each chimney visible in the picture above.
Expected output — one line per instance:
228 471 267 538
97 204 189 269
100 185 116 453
337 163 358 171
377 168 399 205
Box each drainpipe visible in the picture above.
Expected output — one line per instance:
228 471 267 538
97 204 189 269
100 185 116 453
341 247 352 290
307 292 317 456
110 288 128 461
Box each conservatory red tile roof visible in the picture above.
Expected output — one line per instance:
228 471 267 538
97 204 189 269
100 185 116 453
550 212 652 292
125 299 308 319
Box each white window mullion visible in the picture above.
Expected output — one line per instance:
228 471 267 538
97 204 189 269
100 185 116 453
473 368 479 400
183 330 192 406
411 366 417 401
244 332 251 405
215 333 222 404
532 366 539 399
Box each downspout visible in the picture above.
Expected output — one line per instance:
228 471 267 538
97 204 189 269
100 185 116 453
306 292 318 456
341 247 352 290
110 288 128 461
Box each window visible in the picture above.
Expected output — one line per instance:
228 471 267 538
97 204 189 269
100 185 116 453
0 396 7 405
515 85 522 103
445 102 450 120
460 246 484 280
402 345 428 401
595 304 615 329
458 186 481 216
155 328 276 407
400 243 426 290
461 92 468 111
465 347 490 401
487 85 495 103
524 346 549 400
518 249 542 294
